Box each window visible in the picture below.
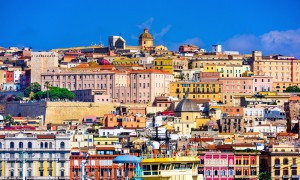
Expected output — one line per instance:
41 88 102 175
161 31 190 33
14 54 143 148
275 170 280 176
214 170 218 176
206 170 211 176
229 169 234 176
10 171 14 177
19 142 23 149
0 142 2 149
45 142 48 148
49 142 52 149
28 142 32 149
60 142 65 149
10 142 14 149
221 170 226 176
40 142 43 149
283 158 288 165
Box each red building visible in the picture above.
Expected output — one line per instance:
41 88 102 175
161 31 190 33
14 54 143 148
6 71 14 83
69 146 136 180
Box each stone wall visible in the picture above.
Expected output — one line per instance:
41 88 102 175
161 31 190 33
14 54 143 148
6 101 153 125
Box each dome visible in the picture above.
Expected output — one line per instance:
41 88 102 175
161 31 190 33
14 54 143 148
175 99 199 112
139 28 153 40
99 59 110 65
113 155 141 163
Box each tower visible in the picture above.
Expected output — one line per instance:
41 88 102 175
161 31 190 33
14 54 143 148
138 28 154 49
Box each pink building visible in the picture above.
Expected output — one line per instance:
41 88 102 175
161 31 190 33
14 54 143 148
41 68 173 104
219 77 253 94
252 75 273 92
200 152 235 180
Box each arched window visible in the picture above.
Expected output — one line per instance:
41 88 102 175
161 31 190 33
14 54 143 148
60 142 65 149
275 158 280 165
10 142 14 149
222 170 226 176
252 159 255 165
49 142 52 149
206 170 211 176
229 169 234 176
28 142 32 149
19 142 23 149
40 142 43 149
45 142 48 148
281 149 285 152
283 158 288 165
0 142 2 148
214 170 218 176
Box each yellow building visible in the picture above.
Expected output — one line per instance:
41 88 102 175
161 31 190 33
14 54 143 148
112 57 139 65
170 81 222 101
203 64 217 72
272 82 300 92
152 57 173 73
173 97 201 135
269 144 300 179
93 136 119 145
138 28 154 49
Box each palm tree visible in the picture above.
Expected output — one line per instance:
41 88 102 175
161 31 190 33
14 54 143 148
44 81 50 100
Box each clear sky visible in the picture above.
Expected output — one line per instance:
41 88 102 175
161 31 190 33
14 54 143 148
1 0 300 57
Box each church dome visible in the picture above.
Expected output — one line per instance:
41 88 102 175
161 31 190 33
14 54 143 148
175 99 199 112
139 28 153 40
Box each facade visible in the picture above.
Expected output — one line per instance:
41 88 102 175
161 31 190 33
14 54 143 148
138 28 154 49
108 36 126 49
0 131 70 179
170 81 222 101
253 51 300 83
201 152 235 180
152 57 173 73
31 52 59 84
41 69 173 104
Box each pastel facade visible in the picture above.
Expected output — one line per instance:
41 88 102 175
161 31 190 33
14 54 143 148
0 132 70 179
201 152 235 180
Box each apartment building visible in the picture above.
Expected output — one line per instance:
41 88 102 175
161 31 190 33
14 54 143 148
0 131 70 179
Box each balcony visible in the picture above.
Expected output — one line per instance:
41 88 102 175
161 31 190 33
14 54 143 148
48 167 53 171
291 175 299 178
291 164 297 168
274 164 281 168
39 167 44 171
282 175 289 179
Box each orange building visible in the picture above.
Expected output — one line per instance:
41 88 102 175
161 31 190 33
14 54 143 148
223 106 244 116
103 114 146 128
69 146 136 180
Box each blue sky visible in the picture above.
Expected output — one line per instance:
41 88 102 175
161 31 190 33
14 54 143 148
1 0 300 57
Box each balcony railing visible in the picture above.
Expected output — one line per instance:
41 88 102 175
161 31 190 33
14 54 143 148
291 164 297 168
274 164 281 168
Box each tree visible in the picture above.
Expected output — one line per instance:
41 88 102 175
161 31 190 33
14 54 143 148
258 172 271 180
14 94 24 101
285 85 300 92
44 81 50 100
24 82 41 97
32 87 75 100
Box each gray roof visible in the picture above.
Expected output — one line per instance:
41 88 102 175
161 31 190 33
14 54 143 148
175 99 200 112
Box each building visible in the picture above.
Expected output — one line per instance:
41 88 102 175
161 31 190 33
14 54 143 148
169 81 222 101
152 57 173 73
138 28 154 49
253 51 300 83
108 36 126 49
173 96 201 135
0 131 70 179
200 151 235 180
31 52 59 84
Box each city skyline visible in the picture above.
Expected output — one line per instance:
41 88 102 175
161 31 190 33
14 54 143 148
1 0 300 57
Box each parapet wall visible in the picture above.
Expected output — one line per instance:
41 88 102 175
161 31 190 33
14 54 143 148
6 101 155 125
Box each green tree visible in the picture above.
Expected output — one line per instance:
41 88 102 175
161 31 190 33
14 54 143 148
258 172 271 180
44 81 50 100
24 82 41 97
14 94 24 101
285 85 300 92
32 87 75 100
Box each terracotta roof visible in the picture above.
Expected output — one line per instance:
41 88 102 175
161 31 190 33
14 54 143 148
37 135 55 139
96 146 115 150
277 132 296 136
215 144 233 150
129 69 172 74
189 138 214 142
232 143 255 147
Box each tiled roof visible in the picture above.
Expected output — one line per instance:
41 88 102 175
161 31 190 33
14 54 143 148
37 135 55 139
